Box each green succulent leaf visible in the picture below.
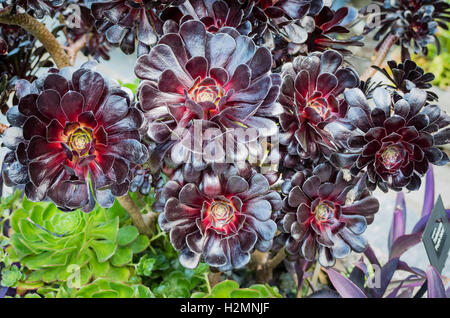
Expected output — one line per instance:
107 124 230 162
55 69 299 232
117 225 139 246
90 240 117 262
210 280 240 298
195 280 282 298
110 247 133 267
230 288 261 298
129 234 149 253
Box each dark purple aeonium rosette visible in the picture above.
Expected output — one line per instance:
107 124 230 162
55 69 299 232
87 0 179 55
1 63 149 212
244 0 324 48
159 168 281 271
291 6 363 56
159 167 281 270
278 50 360 167
135 20 282 179
2 0 64 18
363 0 450 60
330 87 450 192
277 163 379 267
160 0 252 36
64 5 112 61
373 60 438 102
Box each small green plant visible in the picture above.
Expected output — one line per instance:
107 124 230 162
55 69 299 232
1 265 23 287
135 232 211 298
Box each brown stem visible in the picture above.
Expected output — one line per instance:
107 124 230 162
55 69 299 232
0 123 7 135
66 34 87 65
251 248 286 283
208 272 222 289
142 210 158 234
0 8 71 68
117 194 152 237
361 34 399 81
267 248 286 270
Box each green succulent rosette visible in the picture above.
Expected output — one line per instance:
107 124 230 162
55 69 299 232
39 278 153 298
191 280 282 298
7 198 149 286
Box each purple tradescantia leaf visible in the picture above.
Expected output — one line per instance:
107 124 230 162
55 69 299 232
364 244 380 267
446 287 450 298
389 233 422 259
349 257 369 291
413 209 450 234
426 265 447 298
388 192 406 250
421 166 434 218
326 268 367 298
308 289 341 298
386 274 418 298
397 260 426 277
367 257 399 298
0 287 8 298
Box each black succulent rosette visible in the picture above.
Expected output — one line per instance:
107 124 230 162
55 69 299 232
135 20 282 179
160 0 252 36
277 163 379 267
1 62 149 212
221 0 324 49
0 23 51 115
1 0 64 18
373 60 438 102
363 0 450 60
63 5 111 61
158 167 281 270
278 50 359 166
87 0 176 55
283 6 363 59
331 87 450 192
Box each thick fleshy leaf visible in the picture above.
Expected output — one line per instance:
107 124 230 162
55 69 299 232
326 268 367 298
388 192 406 250
389 233 422 259
426 265 446 298
421 166 434 217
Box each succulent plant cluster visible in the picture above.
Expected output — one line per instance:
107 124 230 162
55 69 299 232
0 0 449 299
0 24 51 115
363 0 450 60
1 0 64 18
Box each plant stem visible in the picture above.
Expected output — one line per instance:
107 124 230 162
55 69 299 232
251 248 286 283
148 231 165 243
66 34 87 65
267 247 286 270
204 272 212 293
0 8 71 68
0 123 7 135
361 34 398 81
117 194 152 237
311 260 321 289
207 272 221 290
